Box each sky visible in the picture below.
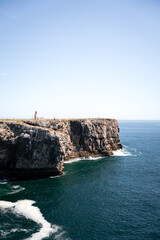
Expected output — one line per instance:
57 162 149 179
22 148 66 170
0 0 160 120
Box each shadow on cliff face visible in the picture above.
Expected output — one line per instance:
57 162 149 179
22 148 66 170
70 121 83 151
70 120 101 154
0 123 63 180
0 141 17 169
70 120 122 156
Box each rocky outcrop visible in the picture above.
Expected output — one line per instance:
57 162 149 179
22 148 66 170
0 119 122 180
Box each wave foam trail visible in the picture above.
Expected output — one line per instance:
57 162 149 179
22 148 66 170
0 184 25 197
9 185 25 194
64 156 103 164
0 182 7 184
50 172 66 178
0 200 60 240
1 228 28 237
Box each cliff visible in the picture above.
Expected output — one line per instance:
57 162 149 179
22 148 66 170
0 119 122 180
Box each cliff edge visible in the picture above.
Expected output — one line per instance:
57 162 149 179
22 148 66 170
0 119 122 180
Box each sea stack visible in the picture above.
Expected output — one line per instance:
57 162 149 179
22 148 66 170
0 119 122 180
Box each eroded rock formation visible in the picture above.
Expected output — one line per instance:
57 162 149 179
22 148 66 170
0 119 122 180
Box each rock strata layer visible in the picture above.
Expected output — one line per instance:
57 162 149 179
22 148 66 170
0 119 122 180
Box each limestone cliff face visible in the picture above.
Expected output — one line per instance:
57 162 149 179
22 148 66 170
0 119 122 180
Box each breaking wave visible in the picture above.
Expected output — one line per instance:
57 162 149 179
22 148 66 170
64 146 142 162
113 146 142 157
64 156 103 164
113 149 132 156
50 172 66 178
0 200 65 240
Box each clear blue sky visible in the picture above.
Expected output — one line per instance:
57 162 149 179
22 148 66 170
0 0 160 120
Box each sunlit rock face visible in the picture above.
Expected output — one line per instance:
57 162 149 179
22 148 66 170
0 119 122 180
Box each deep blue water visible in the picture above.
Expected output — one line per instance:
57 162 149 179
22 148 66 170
0 121 160 240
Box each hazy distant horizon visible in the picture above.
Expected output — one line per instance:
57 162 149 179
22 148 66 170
1 0 160 120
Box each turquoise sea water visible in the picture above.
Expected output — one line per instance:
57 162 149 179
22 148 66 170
0 121 160 240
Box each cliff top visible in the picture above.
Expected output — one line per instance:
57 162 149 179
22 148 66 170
0 118 114 123
0 118 118 134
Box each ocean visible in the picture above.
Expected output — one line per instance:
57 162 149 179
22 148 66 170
0 121 160 240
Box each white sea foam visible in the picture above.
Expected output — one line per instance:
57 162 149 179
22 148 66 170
64 146 141 162
0 178 12 183
113 149 132 156
113 145 142 157
55 230 66 239
8 185 25 195
0 228 28 237
0 200 61 240
0 181 8 184
0 184 25 197
64 156 103 164
12 185 19 189
87 156 103 160
50 172 66 178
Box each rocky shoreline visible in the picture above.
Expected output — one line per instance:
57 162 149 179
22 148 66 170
0 119 122 180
